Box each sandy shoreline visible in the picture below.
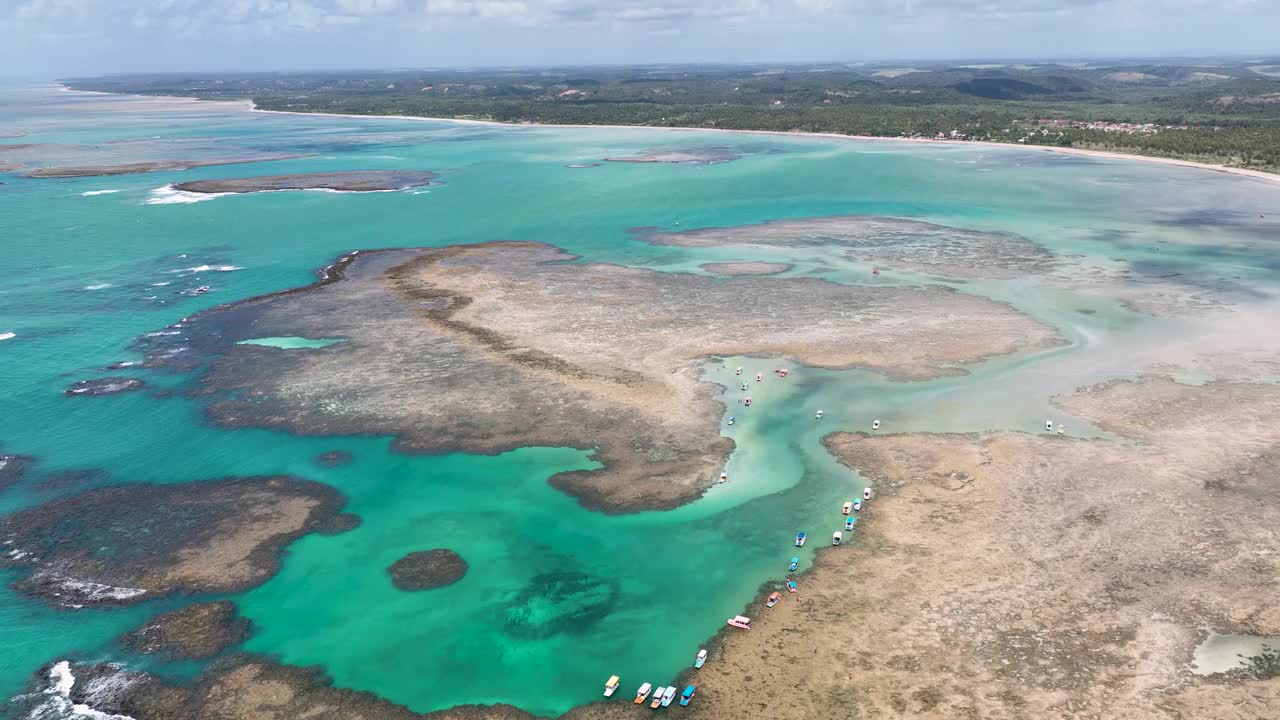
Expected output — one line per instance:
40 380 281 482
51 84 1280 184
246 105 1280 185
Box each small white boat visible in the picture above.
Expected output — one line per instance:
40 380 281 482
735 367 743 375
1057 423 1065 435
695 648 708 668
863 487 872 500
872 419 881 430
634 682 653 704
726 615 752 629
832 531 842 545
727 415 735 426
755 372 763 382
718 472 728 484
853 500 862 512
815 409 824 419
1045 419 1053 432
604 675 621 697
842 501 853 515
660 686 678 707
744 396 752 406
650 688 664 709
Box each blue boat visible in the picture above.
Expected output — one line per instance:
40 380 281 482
788 556 799 572
794 531 806 547
844 516 854 531
680 685 697 706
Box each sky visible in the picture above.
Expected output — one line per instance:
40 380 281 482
2 0 1277 76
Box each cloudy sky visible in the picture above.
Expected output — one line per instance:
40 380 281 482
3 0 1277 76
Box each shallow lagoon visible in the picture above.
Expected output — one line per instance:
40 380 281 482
2 85 1279 715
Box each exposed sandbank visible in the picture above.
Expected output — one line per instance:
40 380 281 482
678 375 1280 719
139 241 1060 513
650 216 1057 280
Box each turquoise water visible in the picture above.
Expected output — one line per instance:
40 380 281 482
237 336 345 349
2 84 1279 716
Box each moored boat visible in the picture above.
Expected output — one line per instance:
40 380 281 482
872 418 881 430
661 686 678 707
604 675 621 697
744 395 751 406
842 500 853 515
635 683 652 704
844 516 854 531
788 556 799 571
767 591 782 607
695 648 707 668
795 531 806 547
815 409 824 419
756 372 763 382
735 367 742 375
832 530 842 545
863 487 872 500
680 686 697 706
787 579 798 592
718 472 728 483
650 687 664 709
853 500 862 512
727 415 735 426
727 614 752 629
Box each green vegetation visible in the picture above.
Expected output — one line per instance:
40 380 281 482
65 59 1280 172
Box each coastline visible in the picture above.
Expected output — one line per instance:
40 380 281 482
246 105 1280 185
50 84 1280 185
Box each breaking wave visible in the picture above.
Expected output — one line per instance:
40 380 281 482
15 661 137 720
145 185 227 205
80 190 120 197
168 264 242 274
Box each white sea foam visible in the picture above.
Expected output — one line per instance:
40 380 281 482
144 185 226 205
32 571 147 604
80 190 120 197
18 661 138 720
168 264 242 274
0 331 14 340
82 284 111 291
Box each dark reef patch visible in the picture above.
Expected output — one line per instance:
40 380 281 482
64 377 144 396
604 146 742 165
0 453 34 490
503 570 620 639
172 170 437 194
0 475 348 607
387 549 468 591
315 449 353 467
120 601 251 660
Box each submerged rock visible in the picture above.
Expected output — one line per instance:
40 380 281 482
0 475 351 607
172 170 438 194
315 450 353 467
63 377 144 396
503 571 619 639
120 601 250 660
0 453 34 490
387 549 468 591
